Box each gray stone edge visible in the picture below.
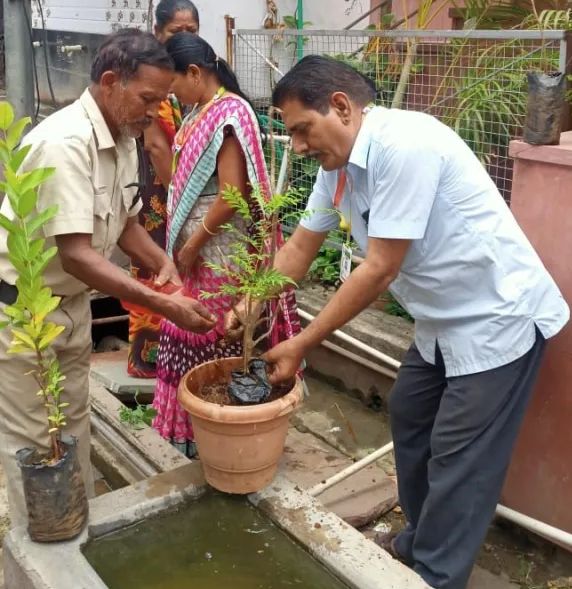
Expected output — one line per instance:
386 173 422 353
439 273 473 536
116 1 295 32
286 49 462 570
249 474 430 589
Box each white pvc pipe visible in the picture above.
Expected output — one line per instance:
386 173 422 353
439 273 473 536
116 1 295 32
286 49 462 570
495 505 572 550
276 143 291 195
298 308 402 370
309 442 395 497
320 339 398 380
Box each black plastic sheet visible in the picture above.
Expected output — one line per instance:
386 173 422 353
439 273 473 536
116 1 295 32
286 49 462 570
228 358 272 405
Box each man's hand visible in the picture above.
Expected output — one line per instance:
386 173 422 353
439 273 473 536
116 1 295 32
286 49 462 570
262 337 305 385
223 298 263 343
162 293 216 333
155 259 182 287
223 299 245 342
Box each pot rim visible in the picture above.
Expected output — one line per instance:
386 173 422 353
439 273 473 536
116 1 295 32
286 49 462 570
178 357 303 424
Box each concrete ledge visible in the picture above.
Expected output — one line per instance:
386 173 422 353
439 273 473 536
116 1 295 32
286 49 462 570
251 475 429 589
90 376 188 484
509 132 572 167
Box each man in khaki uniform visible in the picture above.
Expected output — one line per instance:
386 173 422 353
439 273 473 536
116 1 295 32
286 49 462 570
0 29 215 527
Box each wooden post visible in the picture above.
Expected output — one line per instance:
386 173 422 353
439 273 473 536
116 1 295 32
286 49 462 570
225 14 235 69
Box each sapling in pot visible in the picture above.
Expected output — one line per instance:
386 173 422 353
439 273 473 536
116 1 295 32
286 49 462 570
0 102 88 542
201 183 301 405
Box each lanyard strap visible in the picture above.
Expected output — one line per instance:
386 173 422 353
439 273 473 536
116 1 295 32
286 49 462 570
333 169 347 209
333 169 352 244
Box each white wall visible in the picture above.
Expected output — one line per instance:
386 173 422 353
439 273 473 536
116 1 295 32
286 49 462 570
32 0 374 57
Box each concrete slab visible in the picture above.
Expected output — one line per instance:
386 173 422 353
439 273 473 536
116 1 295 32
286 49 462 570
295 374 395 470
468 565 519 589
90 350 155 399
281 429 397 528
3 463 429 589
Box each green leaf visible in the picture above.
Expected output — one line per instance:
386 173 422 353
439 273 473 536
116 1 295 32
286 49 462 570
16 189 37 218
10 144 32 172
20 168 55 194
38 324 65 349
6 117 31 150
28 238 45 260
0 213 16 234
0 102 15 131
10 328 35 349
26 205 58 235
7 343 30 354
0 143 10 165
0 320 9 330
7 233 28 264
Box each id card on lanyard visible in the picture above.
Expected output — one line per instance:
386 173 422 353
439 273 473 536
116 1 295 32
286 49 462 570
334 169 352 282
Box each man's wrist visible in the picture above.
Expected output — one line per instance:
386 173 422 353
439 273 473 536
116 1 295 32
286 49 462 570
145 290 171 316
294 327 322 354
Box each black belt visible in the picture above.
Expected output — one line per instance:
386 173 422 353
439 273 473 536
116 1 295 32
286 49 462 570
0 280 18 305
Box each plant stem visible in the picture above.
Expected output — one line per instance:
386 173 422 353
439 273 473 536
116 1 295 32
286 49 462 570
35 347 61 461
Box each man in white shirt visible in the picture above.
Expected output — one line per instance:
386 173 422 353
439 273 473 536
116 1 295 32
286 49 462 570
227 56 569 589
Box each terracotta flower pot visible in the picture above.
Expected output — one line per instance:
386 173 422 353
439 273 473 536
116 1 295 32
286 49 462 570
178 357 303 494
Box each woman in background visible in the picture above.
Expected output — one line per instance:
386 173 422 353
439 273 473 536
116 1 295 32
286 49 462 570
127 0 199 378
153 33 300 456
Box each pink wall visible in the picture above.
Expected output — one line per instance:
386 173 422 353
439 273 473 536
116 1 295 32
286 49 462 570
502 134 572 539
370 0 459 29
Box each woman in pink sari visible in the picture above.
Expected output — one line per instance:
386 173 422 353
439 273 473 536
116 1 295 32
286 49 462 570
153 33 300 456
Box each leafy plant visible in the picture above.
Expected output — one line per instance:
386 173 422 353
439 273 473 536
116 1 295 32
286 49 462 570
201 184 300 373
119 393 157 430
309 246 342 287
383 292 414 323
0 101 67 463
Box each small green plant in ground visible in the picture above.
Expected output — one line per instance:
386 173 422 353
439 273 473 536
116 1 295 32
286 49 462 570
309 246 342 287
0 101 68 463
384 292 414 323
119 393 157 430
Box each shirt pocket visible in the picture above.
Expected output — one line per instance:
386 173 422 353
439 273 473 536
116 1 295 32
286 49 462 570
122 184 139 213
92 186 112 253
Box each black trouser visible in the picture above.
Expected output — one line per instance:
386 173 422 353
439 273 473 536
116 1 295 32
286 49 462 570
389 330 546 589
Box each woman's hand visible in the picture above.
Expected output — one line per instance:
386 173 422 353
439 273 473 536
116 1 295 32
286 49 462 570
178 239 202 276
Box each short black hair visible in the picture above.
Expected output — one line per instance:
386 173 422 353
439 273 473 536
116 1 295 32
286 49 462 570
272 55 376 114
90 29 174 83
155 0 199 30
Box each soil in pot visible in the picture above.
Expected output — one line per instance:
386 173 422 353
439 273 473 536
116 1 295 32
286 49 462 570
198 358 294 406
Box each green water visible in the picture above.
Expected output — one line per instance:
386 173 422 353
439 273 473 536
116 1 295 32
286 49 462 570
83 494 350 589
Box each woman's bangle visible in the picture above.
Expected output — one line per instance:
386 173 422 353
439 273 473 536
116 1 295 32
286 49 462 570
201 217 218 236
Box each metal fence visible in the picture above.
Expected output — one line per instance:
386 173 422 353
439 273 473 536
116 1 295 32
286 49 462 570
232 28 570 244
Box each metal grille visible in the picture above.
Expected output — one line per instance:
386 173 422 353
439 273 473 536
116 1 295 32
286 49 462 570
233 28 568 243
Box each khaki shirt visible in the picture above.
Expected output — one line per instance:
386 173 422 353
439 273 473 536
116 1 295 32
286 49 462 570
0 89 142 296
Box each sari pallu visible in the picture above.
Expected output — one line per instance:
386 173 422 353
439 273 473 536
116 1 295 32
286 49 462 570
153 92 300 450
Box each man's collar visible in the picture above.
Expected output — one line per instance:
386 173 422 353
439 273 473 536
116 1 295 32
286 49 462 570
347 106 377 170
79 88 116 150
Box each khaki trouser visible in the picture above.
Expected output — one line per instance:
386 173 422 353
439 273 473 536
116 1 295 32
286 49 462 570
0 292 94 528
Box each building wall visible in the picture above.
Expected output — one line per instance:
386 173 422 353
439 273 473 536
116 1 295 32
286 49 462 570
31 0 374 63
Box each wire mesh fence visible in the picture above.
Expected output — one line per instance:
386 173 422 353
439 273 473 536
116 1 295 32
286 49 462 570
233 28 569 246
